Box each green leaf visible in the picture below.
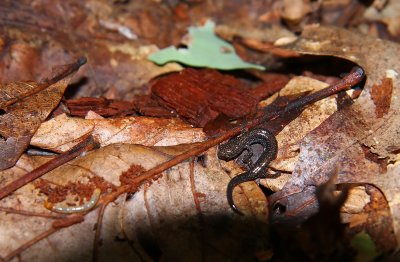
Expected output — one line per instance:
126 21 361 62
351 231 380 262
148 20 265 70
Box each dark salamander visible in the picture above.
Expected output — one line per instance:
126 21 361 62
218 128 278 214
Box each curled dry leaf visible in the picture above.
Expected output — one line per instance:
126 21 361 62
0 58 85 170
31 112 205 152
269 25 400 245
0 143 269 260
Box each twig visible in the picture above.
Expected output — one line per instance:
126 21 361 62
0 135 99 200
0 207 65 219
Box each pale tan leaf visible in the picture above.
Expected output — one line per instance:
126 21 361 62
0 143 268 260
31 113 205 152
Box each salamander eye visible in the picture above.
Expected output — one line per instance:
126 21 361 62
272 201 287 215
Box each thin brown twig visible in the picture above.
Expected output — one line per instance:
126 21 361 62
92 204 107 262
0 207 65 219
189 158 206 262
0 135 99 200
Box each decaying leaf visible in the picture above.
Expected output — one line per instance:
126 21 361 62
31 112 205 152
2 1 400 260
268 25 400 244
0 58 85 170
0 143 269 261
264 76 338 171
364 0 400 36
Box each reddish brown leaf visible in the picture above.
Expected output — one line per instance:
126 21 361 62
0 42 44 84
0 58 86 170
267 25 400 246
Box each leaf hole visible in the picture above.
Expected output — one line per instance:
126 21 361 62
273 202 287 215
0 109 6 115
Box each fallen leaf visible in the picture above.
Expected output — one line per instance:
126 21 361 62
0 58 85 170
340 186 370 214
281 0 311 26
0 144 269 260
268 25 400 246
364 0 400 36
0 3 183 100
148 20 265 70
31 112 205 152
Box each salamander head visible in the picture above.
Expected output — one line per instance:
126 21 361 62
217 137 245 160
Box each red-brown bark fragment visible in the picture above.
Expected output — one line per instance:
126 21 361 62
65 97 136 117
133 95 175 117
151 68 258 127
371 77 393 118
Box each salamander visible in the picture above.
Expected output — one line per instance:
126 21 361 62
218 128 278 214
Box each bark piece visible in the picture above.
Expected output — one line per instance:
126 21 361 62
133 95 175 117
151 68 258 127
65 97 136 117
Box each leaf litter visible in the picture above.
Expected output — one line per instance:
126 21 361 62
1 1 400 261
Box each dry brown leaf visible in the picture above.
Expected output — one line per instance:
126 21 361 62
0 59 84 170
269 25 400 245
31 112 205 152
0 143 269 260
